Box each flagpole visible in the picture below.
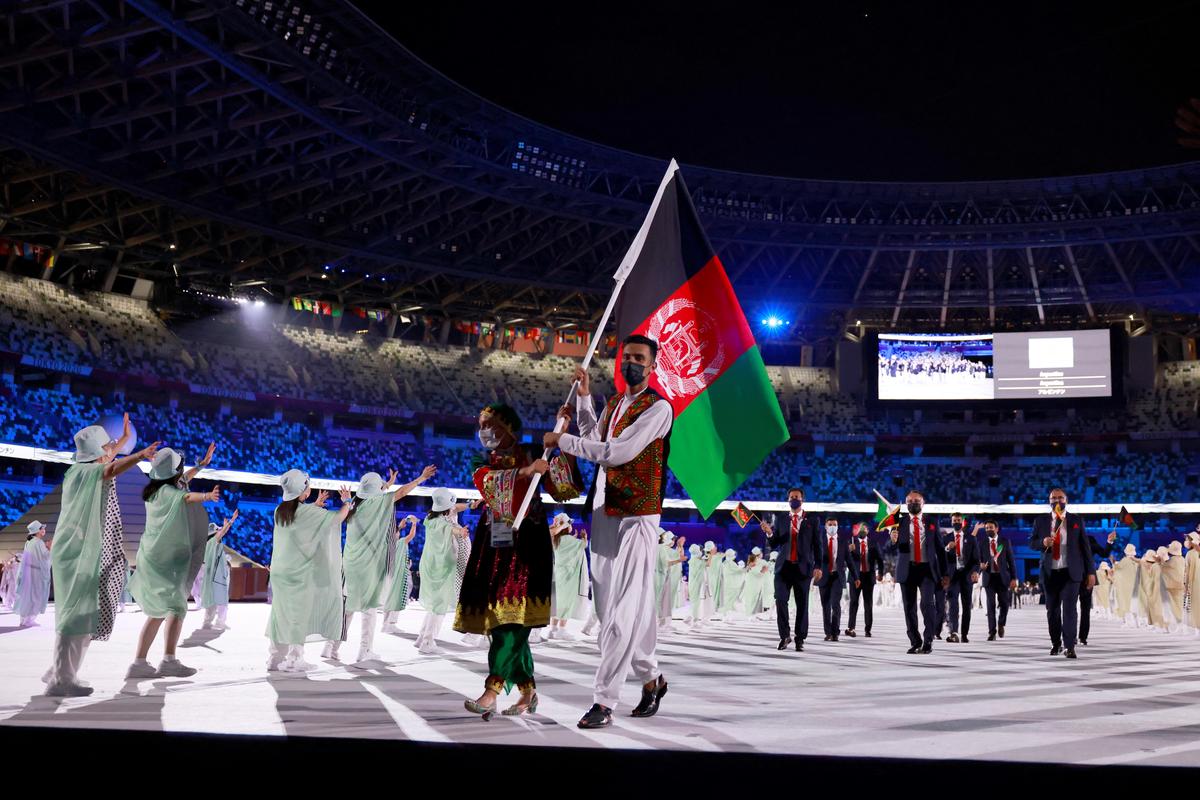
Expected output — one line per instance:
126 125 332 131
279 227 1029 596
509 159 680 531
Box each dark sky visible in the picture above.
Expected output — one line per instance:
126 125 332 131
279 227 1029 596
362 1 1200 182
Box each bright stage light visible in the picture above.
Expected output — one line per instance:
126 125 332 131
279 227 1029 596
254 299 265 307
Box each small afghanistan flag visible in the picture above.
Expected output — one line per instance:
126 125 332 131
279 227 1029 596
731 502 755 529
612 161 788 518
1118 505 1140 530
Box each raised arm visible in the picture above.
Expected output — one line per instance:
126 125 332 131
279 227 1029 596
334 486 354 523
183 441 216 483
393 464 438 503
215 510 238 541
104 440 160 480
185 484 220 504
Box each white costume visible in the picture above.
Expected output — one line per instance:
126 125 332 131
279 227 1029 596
15 522 52 626
558 386 672 712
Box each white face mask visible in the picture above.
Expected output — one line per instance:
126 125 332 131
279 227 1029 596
478 428 502 450
826 527 837 536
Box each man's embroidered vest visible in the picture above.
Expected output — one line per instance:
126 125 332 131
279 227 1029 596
599 391 668 517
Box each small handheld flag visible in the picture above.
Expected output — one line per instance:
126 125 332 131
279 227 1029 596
1118 506 1140 531
873 489 900 531
731 502 758 529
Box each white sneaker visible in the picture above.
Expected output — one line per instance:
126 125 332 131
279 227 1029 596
157 659 197 678
382 624 402 635
557 629 578 642
125 661 161 679
321 643 342 660
45 681 94 697
214 622 230 631
266 656 287 672
416 639 444 655
545 627 559 641
355 650 384 663
283 658 317 673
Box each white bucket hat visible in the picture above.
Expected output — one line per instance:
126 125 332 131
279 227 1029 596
431 487 455 513
704 541 716 552
1142 549 1157 563
1168 540 1183 557
356 472 385 499
1188 532 1200 546
725 548 736 559
27 520 45 535
1124 543 1138 557
751 546 762 556
208 522 220 535
1098 561 1110 571
688 543 701 556
769 551 779 560
73 424 111 463
737 560 744 568
1156 546 1169 561
662 530 676 543
148 447 183 480
280 469 309 501
551 512 571 530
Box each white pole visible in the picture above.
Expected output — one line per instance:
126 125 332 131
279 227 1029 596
510 159 679 531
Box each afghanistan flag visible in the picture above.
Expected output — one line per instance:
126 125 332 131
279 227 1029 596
612 161 789 518
1118 505 1140 530
731 502 755 529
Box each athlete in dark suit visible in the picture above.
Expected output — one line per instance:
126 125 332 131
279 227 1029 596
1029 488 1097 659
815 519 858 641
890 490 949 654
763 488 823 652
940 514 981 643
845 523 884 638
979 519 1018 640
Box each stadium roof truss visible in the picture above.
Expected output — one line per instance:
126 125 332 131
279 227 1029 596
1 0 1198 342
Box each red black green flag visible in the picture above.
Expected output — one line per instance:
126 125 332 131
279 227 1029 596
731 502 756 529
1118 506 1139 530
612 162 788 518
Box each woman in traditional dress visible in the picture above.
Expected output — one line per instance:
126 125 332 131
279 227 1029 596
266 470 354 672
701 541 722 624
45 415 158 697
0 552 20 611
14 521 52 627
416 487 469 654
548 512 590 641
335 466 436 662
126 448 222 679
200 513 238 631
456 403 582 717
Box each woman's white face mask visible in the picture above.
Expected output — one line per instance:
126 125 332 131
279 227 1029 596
478 427 502 450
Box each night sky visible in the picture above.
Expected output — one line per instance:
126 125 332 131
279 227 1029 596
362 0 1199 181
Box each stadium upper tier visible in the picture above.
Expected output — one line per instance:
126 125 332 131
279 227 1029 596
0 0 1198 336
7 273 1197 440
2 276 1200 509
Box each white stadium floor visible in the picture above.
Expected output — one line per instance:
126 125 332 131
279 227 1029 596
1 601 1199 766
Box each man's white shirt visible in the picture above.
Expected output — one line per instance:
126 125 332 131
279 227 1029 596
558 388 673 512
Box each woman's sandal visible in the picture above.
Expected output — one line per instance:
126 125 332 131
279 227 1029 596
464 698 498 719
501 692 538 716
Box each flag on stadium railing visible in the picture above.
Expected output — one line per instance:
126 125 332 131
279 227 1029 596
611 164 788 518
731 501 756 528
1118 505 1140 530
292 298 303 311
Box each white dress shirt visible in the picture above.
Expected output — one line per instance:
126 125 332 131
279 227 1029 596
558 387 673 511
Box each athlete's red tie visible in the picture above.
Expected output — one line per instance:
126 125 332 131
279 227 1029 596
790 513 799 562
1052 515 1063 561
912 518 922 563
